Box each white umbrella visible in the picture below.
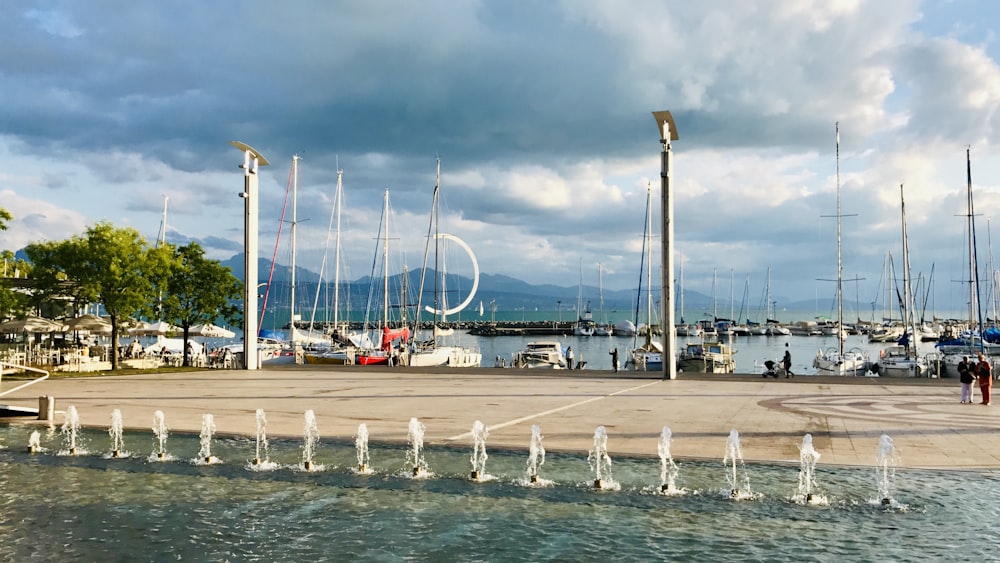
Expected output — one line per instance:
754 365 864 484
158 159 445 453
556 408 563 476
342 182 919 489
128 321 180 336
64 314 112 334
189 323 236 339
0 316 65 333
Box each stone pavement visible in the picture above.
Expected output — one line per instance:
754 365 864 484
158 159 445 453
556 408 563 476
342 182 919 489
2 366 997 470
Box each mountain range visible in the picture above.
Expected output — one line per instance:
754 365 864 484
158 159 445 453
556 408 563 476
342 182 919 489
221 254 883 320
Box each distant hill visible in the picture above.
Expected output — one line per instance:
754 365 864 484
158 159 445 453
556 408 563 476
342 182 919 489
220 253 878 319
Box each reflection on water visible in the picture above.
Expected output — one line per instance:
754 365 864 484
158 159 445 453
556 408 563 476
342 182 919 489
1 424 997 560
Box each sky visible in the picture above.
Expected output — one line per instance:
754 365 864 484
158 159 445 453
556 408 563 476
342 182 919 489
3 0 1000 316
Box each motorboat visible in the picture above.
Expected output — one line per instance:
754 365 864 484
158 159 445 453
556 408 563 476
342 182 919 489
812 346 870 376
512 341 567 369
676 340 736 374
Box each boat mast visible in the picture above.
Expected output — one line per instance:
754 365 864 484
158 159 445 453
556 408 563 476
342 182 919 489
836 123 844 355
967 147 985 351
900 183 917 360
679 258 685 323
730 268 735 324
766 266 771 321
156 195 169 248
290 155 299 346
333 165 343 336
646 186 653 346
598 262 606 326
383 189 390 331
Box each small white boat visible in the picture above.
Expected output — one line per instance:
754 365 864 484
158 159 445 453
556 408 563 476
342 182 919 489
812 346 871 376
512 341 567 369
626 339 663 372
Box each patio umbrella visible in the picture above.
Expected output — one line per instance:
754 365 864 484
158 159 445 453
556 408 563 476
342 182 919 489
189 323 236 339
64 314 113 334
0 316 65 333
128 321 180 336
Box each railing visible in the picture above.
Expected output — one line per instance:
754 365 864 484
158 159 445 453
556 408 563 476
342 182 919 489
0 362 50 398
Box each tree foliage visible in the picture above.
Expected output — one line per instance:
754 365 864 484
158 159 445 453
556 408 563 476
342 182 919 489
0 207 11 231
160 242 243 366
25 222 169 369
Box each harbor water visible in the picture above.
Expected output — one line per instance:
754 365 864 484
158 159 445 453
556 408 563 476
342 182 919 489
441 332 941 375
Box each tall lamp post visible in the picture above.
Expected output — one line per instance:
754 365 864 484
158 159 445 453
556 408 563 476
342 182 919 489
652 111 678 380
231 141 270 370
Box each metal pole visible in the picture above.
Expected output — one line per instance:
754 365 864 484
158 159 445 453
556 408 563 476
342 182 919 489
231 141 270 370
652 111 678 380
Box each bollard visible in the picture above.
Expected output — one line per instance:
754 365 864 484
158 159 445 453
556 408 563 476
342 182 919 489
38 396 55 422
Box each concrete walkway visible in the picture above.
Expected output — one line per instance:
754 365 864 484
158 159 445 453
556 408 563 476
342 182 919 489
2 366 997 470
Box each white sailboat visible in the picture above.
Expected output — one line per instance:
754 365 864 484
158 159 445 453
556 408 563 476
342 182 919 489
408 158 482 368
260 156 306 365
573 260 595 336
878 183 929 377
303 164 373 365
594 263 614 336
814 123 870 376
626 184 663 372
357 190 411 366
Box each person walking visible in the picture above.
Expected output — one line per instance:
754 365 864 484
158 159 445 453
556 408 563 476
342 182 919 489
610 348 619 372
782 343 793 378
958 356 974 404
976 352 992 406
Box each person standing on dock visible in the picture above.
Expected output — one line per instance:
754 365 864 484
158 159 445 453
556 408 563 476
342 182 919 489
959 356 974 404
976 352 992 405
610 348 619 372
782 344 793 378
566 346 574 370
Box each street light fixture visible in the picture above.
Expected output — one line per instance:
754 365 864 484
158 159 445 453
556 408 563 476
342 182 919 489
231 141 270 370
652 111 678 380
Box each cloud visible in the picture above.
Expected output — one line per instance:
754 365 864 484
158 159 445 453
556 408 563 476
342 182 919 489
1 0 1000 312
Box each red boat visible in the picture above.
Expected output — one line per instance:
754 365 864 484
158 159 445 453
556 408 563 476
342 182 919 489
356 352 389 366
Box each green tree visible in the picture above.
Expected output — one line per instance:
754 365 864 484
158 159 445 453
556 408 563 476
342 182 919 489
0 250 33 319
160 242 242 366
0 210 21 318
26 222 169 370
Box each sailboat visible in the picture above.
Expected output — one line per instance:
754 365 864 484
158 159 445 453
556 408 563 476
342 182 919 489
356 190 411 366
594 263 614 336
625 184 663 372
407 158 482 368
877 183 929 377
813 123 870 376
303 165 374 365
936 148 993 374
572 260 596 336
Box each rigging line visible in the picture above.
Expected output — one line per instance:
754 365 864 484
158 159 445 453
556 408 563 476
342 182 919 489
258 163 295 334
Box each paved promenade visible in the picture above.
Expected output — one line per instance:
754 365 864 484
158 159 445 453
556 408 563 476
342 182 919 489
2 366 998 470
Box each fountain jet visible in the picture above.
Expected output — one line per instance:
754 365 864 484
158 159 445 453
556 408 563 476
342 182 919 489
109 409 124 458
198 413 216 464
406 417 427 477
587 426 614 490
152 410 169 460
62 405 81 455
526 425 545 484
470 420 489 481
253 409 269 466
658 426 680 493
355 423 370 474
302 410 319 471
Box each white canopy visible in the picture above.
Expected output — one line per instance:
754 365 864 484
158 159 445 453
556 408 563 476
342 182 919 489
189 323 236 338
128 321 180 336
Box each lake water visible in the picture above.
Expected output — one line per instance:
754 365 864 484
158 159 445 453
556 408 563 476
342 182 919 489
1 425 996 560
431 331 943 375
